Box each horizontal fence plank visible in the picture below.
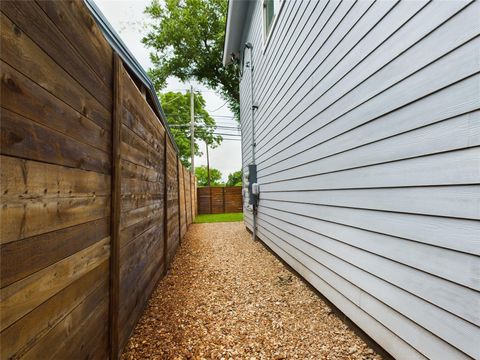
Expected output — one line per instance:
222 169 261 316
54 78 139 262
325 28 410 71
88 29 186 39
1 195 110 244
0 12 110 130
1 108 111 174
0 260 108 359
0 237 109 331
36 0 113 88
1 155 110 201
1 217 109 288
1 61 111 153
0 1 112 110
22 281 109 360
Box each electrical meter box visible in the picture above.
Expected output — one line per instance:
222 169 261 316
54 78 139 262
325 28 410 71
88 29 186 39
248 164 257 206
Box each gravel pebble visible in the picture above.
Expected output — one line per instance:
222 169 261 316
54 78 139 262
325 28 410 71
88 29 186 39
121 222 381 359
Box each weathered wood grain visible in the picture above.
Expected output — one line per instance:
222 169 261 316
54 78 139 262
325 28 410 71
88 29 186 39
119 211 163 250
109 53 122 360
121 192 163 212
122 106 163 153
0 237 109 331
1 108 111 174
178 161 187 237
119 202 163 230
119 224 163 298
185 171 192 225
118 244 164 351
1 194 110 244
121 158 162 183
0 13 110 130
1 62 111 153
1 155 110 202
48 296 109 360
0 1 112 109
0 260 108 359
1 217 109 288
22 283 109 360
120 177 163 196
36 0 113 88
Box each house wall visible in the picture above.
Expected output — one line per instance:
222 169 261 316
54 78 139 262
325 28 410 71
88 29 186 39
1 1 196 358
239 1 480 359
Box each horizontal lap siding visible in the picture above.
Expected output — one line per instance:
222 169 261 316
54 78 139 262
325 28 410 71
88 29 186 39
239 0 480 358
0 1 112 358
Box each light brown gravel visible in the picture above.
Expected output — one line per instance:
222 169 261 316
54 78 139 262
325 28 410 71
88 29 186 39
122 222 381 360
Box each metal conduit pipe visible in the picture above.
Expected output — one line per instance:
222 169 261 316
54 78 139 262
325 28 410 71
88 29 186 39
245 42 258 241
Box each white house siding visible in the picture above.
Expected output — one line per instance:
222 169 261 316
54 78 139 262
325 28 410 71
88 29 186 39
238 1 480 359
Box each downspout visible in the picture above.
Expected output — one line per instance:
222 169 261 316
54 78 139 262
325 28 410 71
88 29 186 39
245 42 258 241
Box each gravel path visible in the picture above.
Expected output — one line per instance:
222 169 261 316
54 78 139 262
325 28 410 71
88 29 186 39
122 222 381 360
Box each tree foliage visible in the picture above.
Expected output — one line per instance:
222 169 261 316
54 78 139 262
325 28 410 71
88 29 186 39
160 91 221 168
195 165 223 186
143 0 240 119
226 170 242 186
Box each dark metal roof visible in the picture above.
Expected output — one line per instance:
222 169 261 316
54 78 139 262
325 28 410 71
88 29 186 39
83 0 180 153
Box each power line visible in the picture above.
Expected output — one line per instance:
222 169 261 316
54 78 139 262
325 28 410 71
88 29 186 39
161 93 185 105
168 125 239 130
212 133 241 137
206 101 228 112
164 113 235 119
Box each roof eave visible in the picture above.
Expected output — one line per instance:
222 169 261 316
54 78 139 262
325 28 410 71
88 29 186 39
222 0 249 66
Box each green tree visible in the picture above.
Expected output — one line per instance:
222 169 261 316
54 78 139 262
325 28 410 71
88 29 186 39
195 165 223 186
143 0 240 118
160 91 222 168
226 170 242 186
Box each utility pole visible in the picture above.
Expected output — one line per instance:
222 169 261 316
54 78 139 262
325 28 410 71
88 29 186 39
190 85 195 173
205 141 211 186
206 141 212 214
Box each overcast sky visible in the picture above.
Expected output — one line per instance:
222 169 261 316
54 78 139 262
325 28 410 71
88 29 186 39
93 0 242 181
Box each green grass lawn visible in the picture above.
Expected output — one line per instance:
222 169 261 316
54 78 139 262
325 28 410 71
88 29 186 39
194 212 244 223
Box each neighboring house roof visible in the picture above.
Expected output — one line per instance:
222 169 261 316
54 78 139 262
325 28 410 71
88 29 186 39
83 0 179 153
222 0 250 66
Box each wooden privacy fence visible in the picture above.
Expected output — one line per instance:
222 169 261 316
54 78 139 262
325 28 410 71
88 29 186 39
198 186 243 214
0 1 197 359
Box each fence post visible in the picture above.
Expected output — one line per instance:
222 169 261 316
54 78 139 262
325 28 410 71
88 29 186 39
222 187 226 213
109 53 121 360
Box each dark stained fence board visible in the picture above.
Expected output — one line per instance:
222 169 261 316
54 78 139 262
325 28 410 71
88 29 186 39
166 139 179 266
178 163 187 237
115 60 166 354
0 1 112 110
0 1 195 359
198 186 243 214
184 171 192 225
0 1 112 356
